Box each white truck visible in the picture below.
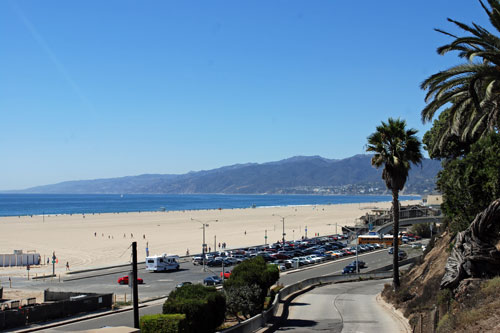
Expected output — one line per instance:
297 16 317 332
145 254 180 272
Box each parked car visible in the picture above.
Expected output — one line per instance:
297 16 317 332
175 281 192 289
118 275 143 285
203 275 222 286
207 259 223 267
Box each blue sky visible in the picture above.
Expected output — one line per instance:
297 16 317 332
0 1 489 190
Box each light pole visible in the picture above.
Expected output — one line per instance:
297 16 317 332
191 218 218 272
273 214 293 245
343 226 360 276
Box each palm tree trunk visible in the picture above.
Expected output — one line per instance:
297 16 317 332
392 188 400 289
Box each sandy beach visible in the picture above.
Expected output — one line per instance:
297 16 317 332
0 200 419 276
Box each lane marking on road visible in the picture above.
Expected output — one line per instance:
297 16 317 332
157 279 173 282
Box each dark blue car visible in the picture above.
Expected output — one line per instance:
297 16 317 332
342 264 359 274
203 275 222 286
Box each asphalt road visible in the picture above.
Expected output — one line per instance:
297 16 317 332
6 246 422 331
277 279 407 333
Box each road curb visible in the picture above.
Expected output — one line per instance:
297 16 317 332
376 293 412 333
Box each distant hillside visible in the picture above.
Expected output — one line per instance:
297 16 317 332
16 154 441 195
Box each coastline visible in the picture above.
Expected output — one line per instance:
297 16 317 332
0 199 420 276
0 193 420 218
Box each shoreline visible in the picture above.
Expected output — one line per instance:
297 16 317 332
0 194 421 218
0 199 421 276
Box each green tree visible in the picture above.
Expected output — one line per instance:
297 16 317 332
224 256 279 317
421 0 500 147
163 284 225 333
366 118 422 289
437 133 500 234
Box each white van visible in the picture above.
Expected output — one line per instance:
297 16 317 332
146 254 180 272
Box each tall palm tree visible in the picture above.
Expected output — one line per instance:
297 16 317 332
366 118 422 289
421 0 500 144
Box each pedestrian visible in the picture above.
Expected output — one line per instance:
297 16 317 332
218 242 221 249
244 230 246 235
94 232 96 237
186 248 190 256
123 233 126 238
143 234 146 239
131 233 133 238
209 246 211 252
47 257 49 265
66 262 70 271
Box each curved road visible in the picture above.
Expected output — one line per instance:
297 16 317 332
277 279 408 333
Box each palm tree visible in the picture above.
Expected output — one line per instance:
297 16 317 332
366 118 422 289
421 0 500 144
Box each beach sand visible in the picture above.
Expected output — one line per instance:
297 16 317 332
0 200 419 276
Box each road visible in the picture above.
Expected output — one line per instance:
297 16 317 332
6 246 421 331
277 279 407 333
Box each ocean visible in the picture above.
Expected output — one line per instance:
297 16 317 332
0 193 420 217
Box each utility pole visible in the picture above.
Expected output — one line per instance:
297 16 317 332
132 242 139 329
282 217 285 244
52 252 56 277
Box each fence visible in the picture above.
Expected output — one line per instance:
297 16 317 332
0 291 112 331
0 253 41 267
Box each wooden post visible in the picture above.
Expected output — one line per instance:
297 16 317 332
132 242 139 328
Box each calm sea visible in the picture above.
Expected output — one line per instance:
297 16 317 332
0 193 420 217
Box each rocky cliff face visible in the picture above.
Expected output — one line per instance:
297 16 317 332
383 229 500 333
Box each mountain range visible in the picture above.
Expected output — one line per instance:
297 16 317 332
16 154 441 195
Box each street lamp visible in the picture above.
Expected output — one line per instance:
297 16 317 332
342 225 360 276
191 218 218 272
273 214 293 245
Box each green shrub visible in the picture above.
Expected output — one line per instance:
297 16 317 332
224 256 279 317
163 284 225 333
140 313 186 333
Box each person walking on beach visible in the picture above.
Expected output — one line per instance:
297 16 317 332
66 262 70 271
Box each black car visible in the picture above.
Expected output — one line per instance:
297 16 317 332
350 260 366 268
206 259 223 267
398 251 407 260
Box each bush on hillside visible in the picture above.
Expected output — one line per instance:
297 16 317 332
140 313 186 333
163 284 225 333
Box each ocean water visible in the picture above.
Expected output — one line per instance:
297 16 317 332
0 193 420 217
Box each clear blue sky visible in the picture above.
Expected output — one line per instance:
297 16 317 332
0 1 489 190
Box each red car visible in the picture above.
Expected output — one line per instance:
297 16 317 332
118 275 144 285
220 270 232 279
